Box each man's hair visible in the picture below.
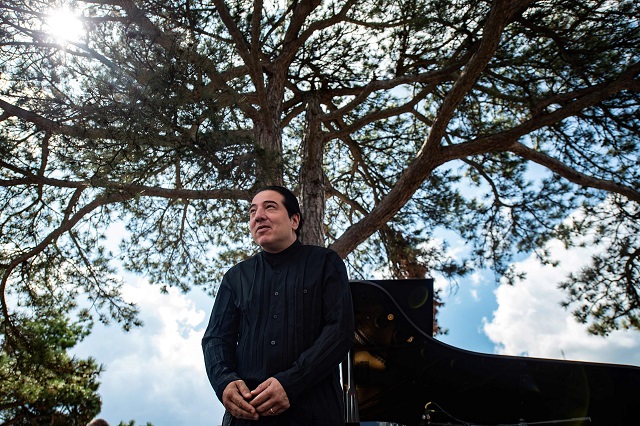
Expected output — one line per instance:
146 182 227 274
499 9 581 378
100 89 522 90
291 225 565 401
255 185 304 237
87 420 109 426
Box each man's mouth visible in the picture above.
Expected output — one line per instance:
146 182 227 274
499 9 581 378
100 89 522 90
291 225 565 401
256 224 270 232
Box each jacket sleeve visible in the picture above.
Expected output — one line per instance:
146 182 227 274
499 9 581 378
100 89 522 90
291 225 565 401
201 272 242 401
274 250 355 401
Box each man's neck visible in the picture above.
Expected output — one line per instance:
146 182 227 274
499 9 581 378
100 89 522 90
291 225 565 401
261 236 299 254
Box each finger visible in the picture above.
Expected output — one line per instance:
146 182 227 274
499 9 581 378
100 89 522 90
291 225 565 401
249 378 274 407
222 381 253 413
232 406 259 421
234 380 253 400
223 382 257 416
250 379 270 397
264 378 290 409
253 399 275 414
224 399 256 417
235 397 257 415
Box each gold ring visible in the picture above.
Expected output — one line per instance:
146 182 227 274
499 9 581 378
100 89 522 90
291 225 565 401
270 408 275 415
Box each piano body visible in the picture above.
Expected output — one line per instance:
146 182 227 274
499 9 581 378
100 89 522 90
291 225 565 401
345 279 640 426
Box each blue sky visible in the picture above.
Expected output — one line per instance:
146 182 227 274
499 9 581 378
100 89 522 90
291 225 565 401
72 237 640 426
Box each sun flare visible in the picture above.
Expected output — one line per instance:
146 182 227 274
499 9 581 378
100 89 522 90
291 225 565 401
46 7 85 43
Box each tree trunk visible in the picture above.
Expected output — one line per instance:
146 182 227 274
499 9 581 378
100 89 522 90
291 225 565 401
254 118 284 186
299 94 326 246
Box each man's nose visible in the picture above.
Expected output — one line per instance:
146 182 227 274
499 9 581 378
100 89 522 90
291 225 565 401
253 208 267 220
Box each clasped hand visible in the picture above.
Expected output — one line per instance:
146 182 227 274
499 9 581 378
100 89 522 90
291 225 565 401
222 377 291 420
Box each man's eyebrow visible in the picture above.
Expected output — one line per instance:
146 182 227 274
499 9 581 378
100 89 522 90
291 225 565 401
249 200 279 210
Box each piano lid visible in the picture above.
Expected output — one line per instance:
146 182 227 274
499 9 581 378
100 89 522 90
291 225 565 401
350 279 640 426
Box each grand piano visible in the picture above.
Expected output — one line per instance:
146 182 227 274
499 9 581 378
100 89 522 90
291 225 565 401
343 279 640 426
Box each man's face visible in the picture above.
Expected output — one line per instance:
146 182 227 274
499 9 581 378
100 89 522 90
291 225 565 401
249 190 300 253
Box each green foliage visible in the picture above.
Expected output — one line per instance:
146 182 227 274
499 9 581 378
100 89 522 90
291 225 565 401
116 421 154 426
0 311 103 425
559 197 640 336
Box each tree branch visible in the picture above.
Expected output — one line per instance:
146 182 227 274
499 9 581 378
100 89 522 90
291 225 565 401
510 142 640 202
331 0 531 257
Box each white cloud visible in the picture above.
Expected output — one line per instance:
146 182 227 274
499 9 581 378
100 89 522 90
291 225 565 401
469 289 479 301
469 271 484 287
483 240 640 367
74 277 225 426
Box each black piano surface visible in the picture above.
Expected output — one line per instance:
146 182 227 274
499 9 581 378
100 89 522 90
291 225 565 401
350 279 640 426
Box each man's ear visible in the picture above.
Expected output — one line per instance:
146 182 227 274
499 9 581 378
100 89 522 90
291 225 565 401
291 213 300 230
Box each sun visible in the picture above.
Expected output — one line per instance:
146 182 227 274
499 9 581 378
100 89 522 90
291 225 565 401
46 7 85 43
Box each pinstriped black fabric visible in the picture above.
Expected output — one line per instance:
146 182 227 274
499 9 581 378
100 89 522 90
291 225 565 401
203 240 355 425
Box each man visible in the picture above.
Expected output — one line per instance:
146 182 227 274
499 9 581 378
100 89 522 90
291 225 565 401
202 186 355 425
